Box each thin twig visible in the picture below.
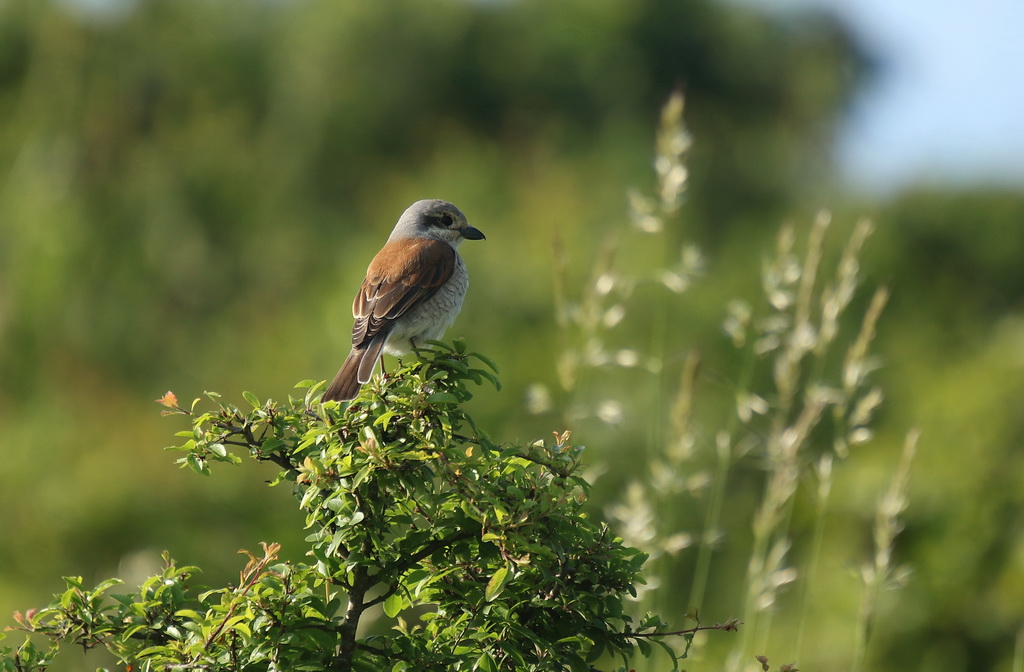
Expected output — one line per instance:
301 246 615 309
615 619 742 639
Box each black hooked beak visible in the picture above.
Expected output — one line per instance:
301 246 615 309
461 226 485 241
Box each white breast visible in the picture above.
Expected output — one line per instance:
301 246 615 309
383 253 469 355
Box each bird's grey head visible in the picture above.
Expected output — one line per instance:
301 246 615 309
388 199 485 248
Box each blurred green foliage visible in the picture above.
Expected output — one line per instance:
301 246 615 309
2 1 1023 671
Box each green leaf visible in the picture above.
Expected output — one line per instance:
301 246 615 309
383 591 404 618
469 351 500 374
92 577 125 595
442 358 470 374
475 652 498 672
299 484 319 509
242 390 260 408
136 644 177 658
654 638 682 667
373 410 398 429
186 453 208 475
476 369 502 391
352 464 374 488
424 339 453 352
484 566 512 602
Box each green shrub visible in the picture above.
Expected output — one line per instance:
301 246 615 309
2 341 737 672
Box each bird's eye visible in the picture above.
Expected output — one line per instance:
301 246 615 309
438 213 455 227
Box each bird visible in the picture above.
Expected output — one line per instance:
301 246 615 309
323 199 485 402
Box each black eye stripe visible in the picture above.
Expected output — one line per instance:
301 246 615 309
437 213 455 227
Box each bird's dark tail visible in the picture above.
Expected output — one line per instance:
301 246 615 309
323 334 388 402
323 350 362 402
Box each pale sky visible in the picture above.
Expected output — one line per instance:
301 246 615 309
757 0 1024 193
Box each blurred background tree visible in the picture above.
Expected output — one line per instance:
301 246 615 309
1 0 1022 670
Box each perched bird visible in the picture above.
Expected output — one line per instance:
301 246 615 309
323 199 485 402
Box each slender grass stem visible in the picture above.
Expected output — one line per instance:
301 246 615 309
795 455 833 659
689 341 757 612
1013 626 1024 672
